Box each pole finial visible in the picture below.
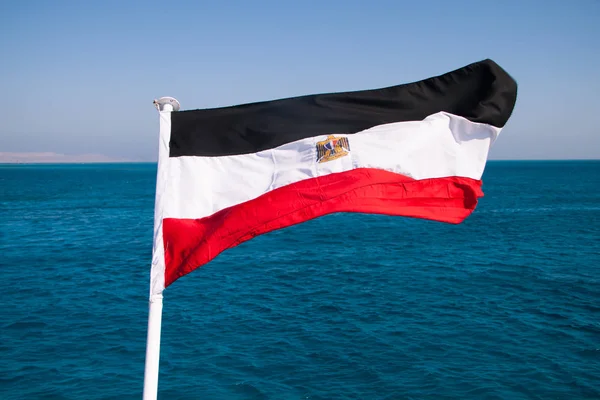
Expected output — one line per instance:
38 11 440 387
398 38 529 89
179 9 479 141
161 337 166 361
153 97 181 112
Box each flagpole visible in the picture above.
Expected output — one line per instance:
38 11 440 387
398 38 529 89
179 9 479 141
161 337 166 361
143 97 180 400
143 293 163 400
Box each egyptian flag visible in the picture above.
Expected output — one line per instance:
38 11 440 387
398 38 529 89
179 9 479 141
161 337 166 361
150 59 517 294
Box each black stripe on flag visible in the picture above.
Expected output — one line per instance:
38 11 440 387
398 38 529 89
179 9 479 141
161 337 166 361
169 59 517 158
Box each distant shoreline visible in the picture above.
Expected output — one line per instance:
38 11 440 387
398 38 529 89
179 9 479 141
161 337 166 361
0 152 140 164
0 161 154 165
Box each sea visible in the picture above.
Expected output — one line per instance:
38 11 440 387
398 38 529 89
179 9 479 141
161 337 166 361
1 161 599 400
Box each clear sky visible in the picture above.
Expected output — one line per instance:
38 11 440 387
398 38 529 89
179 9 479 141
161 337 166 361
1 0 599 161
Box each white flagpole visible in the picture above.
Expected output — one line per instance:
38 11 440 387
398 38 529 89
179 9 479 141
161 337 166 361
143 97 180 400
143 293 163 400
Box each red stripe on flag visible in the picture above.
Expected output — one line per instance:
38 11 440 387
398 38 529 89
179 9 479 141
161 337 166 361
162 168 483 287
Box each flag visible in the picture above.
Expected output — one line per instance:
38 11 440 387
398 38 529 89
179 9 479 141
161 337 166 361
150 59 517 294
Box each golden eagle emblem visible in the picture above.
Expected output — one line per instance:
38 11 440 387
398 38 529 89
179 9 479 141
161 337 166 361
316 135 350 163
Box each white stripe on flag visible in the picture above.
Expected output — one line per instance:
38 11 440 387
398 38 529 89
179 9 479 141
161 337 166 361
163 112 500 220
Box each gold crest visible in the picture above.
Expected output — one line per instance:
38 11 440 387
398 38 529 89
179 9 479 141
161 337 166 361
316 135 350 163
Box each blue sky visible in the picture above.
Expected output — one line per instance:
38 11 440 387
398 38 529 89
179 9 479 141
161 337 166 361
1 0 598 160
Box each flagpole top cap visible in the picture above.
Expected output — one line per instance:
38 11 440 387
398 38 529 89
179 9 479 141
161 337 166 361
153 97 180 112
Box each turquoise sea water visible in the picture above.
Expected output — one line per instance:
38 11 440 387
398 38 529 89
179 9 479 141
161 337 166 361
1 161 599 399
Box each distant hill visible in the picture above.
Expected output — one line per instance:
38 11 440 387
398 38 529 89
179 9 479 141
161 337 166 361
0 152 138 163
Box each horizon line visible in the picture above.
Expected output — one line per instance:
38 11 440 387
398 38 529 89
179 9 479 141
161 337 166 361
1 158 599 165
